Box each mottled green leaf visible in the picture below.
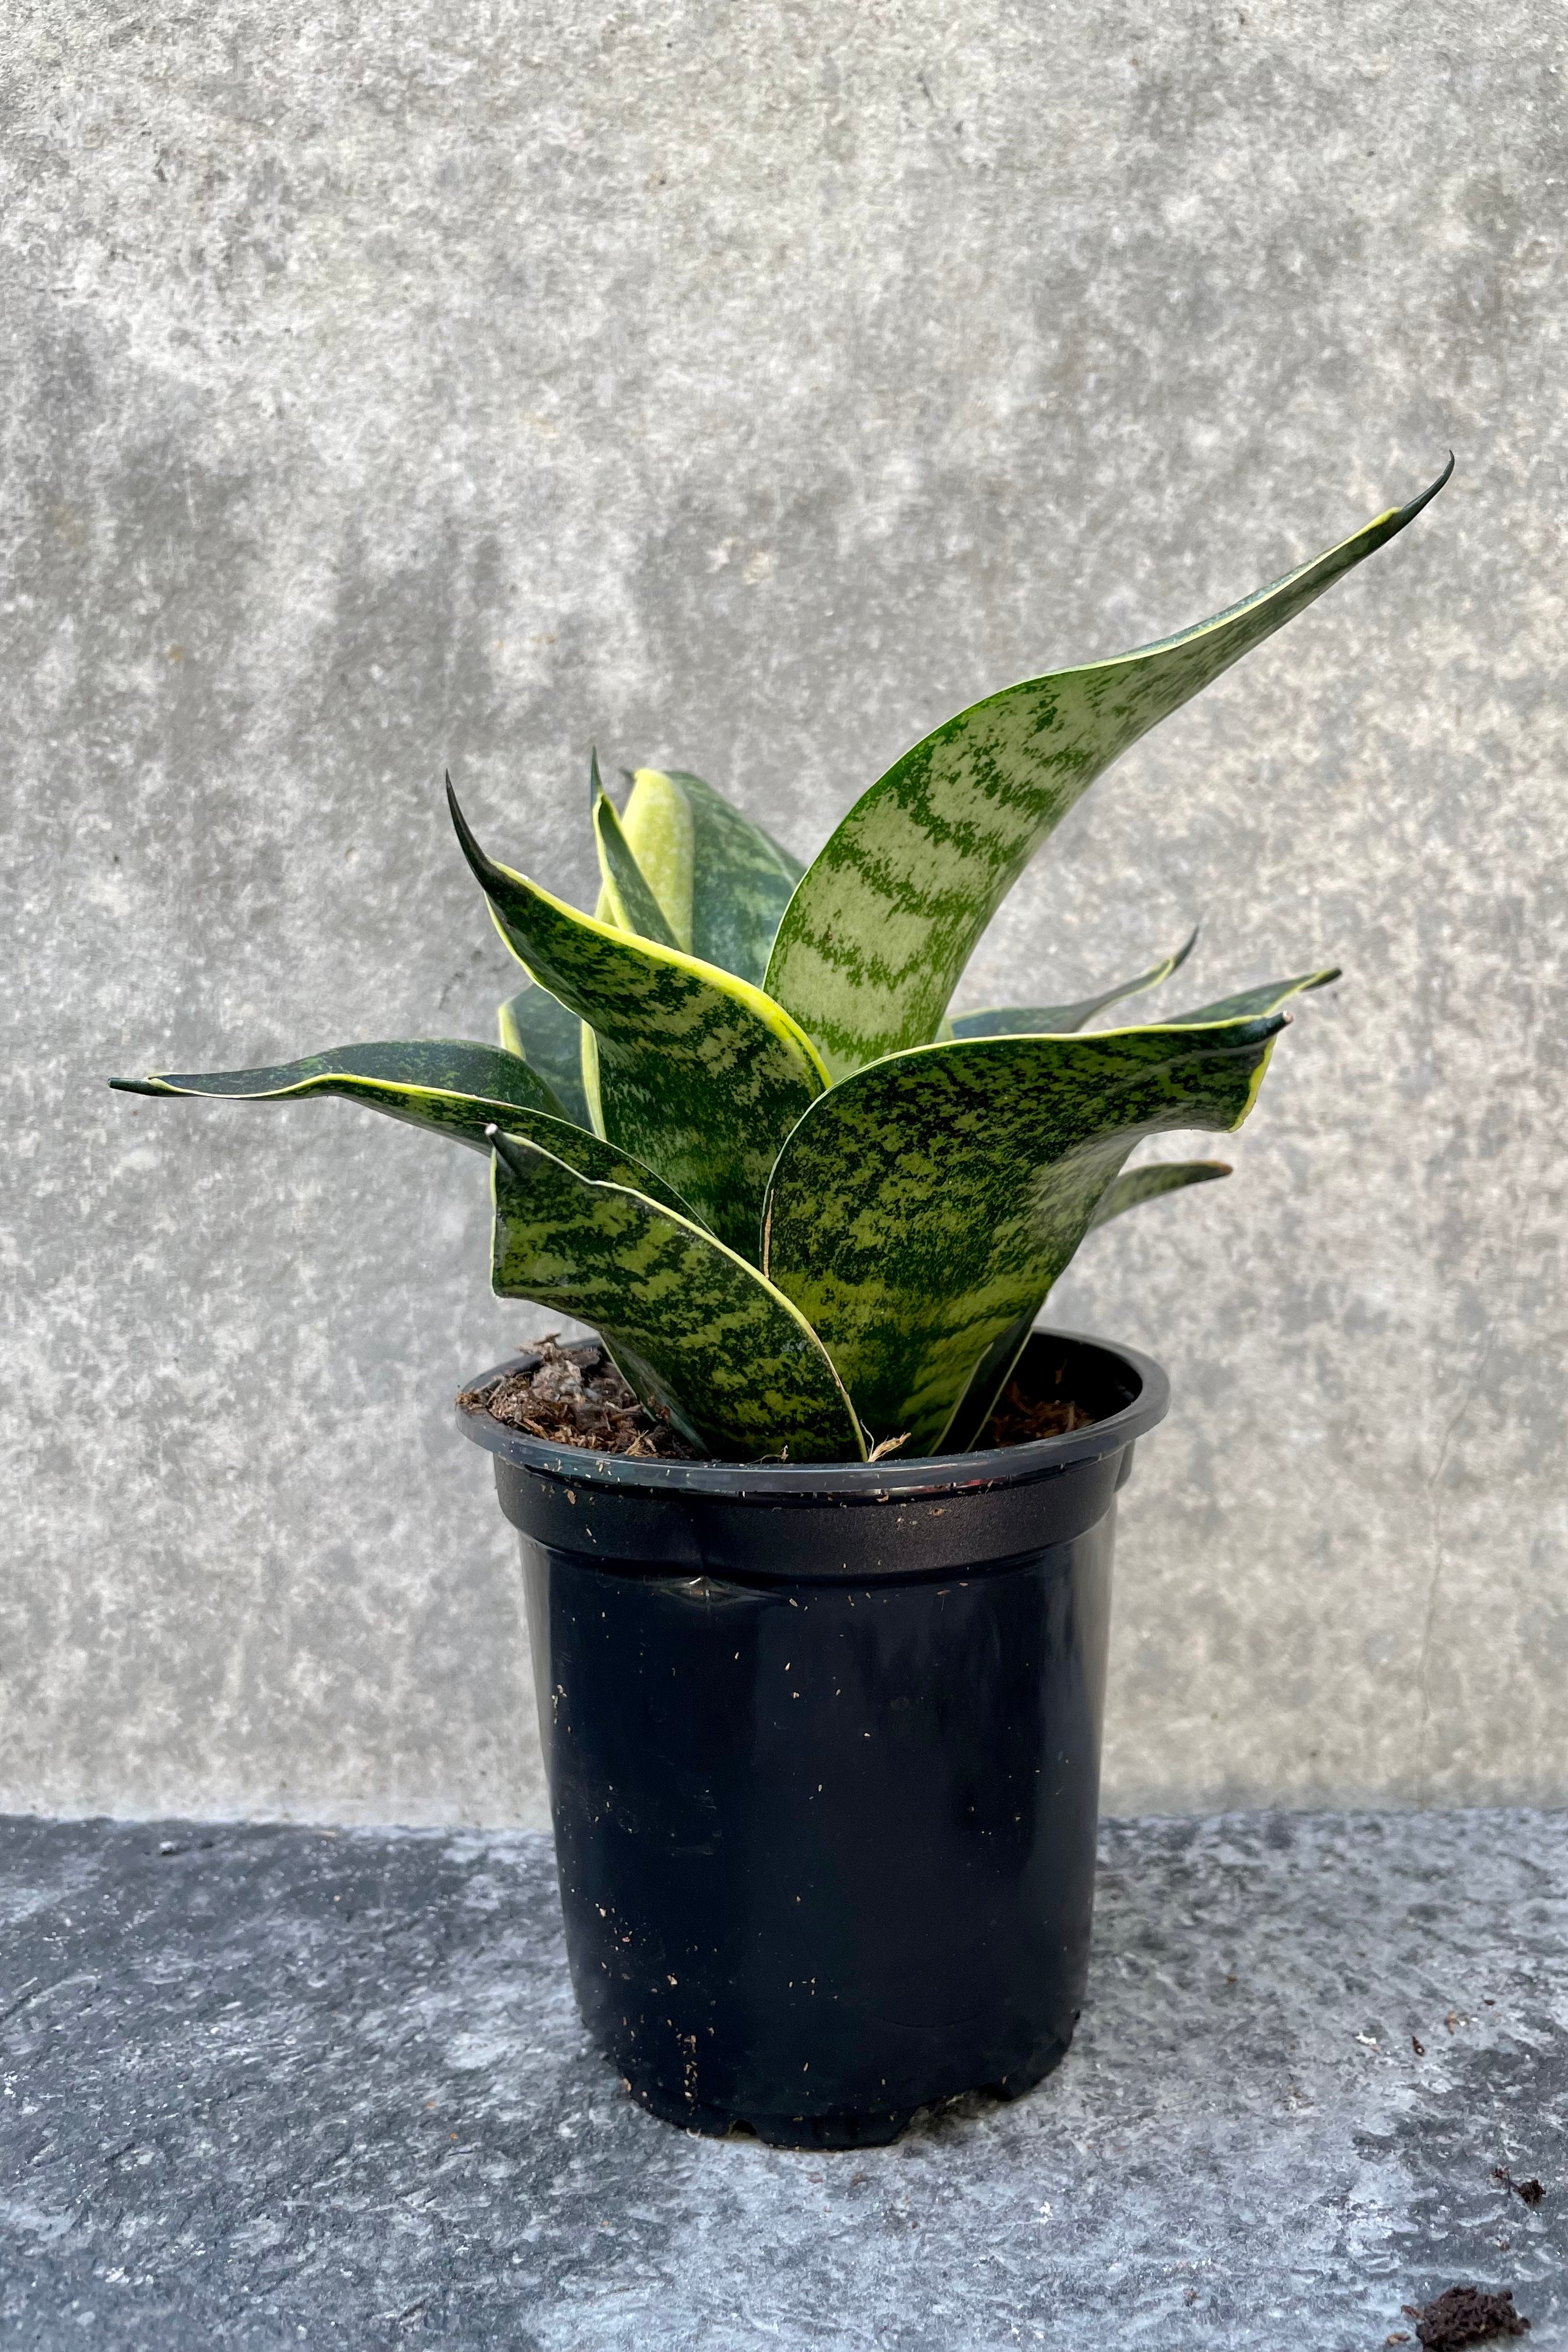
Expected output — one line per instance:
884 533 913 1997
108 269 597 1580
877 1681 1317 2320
615 768 696 947
1088 1158 1232 1227
672 770 806 988
598 767 807 987
109 1040 697 1212
939 1157 1234 1453
592 754 681 950
447 778 827 1256
488 1129 866 1463
763 1016 1285 1454
766 464 1450 1079
950 928 1198 1040
1161 967 1339 1023
497 980 596 1133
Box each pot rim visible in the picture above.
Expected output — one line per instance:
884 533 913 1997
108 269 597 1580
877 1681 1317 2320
453 1325 1169 1503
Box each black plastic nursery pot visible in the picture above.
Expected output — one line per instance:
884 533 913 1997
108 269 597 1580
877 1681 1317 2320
457 1328 1168 2149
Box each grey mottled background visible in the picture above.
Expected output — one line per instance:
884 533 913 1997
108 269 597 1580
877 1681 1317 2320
3 0 1564 1829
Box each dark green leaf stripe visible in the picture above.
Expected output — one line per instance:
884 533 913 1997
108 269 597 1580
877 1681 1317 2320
488 1130 866 1462
497 981 596 1132
109 1041 698 1212
1088 1158 1231 1228
592 755 681 950
763 1017 1286 1454
950 928 1198 1040
447 778 828 1258
1161 967 1339 1023
765 463 1450 1079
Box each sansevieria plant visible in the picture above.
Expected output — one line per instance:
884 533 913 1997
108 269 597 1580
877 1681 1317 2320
112 464 1450 1464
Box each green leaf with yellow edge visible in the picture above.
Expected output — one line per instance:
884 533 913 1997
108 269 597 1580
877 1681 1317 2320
599 766 806 986
1088 1158 1231 1228
765 463 1450 1079
108 1040 698 1212
497 981 595 1132
934 1155 1228 1451
447 777 827 1257
762 1014 1286 1455
950 928 1198 1040
1161 967 1339 1023
592 754 681 950
488 1129 866 1463
614 767 696 947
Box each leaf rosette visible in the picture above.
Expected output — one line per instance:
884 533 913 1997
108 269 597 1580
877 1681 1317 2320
113 465 1449 1460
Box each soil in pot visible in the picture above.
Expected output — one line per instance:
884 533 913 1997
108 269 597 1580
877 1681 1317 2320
460 1335 1101 1460
459 1339 701 1459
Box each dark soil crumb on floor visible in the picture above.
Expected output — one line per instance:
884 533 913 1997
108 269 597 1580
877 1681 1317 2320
1401 2285 1531 2347
459 1339 701 1459
1492 2167 1547 2206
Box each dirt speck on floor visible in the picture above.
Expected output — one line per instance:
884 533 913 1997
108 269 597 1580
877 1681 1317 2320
1400 2284 1530 2347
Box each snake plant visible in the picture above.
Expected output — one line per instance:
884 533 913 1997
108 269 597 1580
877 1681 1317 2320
112 463 1449 1462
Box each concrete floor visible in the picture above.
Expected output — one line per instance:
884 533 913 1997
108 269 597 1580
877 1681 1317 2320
1 1810 1563 2350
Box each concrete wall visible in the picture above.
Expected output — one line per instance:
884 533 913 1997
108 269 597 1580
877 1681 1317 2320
5 0 1564 1828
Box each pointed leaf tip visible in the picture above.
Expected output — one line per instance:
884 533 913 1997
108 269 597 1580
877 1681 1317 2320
1398 453 1455 523
766 470 1450 1077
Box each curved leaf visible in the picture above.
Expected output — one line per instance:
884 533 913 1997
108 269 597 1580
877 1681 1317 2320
762 1016 1286 1454
598 766 807 986
937 1153 1231 1452
488 1129 866 1463
592 754 681 950
616 768 696 947
109 1041 698 1212
1161 966 1339 1024
447 778 828 1258
765 464 1451 1079
1088 1158 1231 1228
950 928 1198 1040
673 769 806 987
497 981 595 1132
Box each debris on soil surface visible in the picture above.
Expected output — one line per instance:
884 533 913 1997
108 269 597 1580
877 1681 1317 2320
1492 2167 1546 2206
459 1339 701 1459
460 1336 1107 1461
980 1371 1096 1447
1400 2285 1531 2347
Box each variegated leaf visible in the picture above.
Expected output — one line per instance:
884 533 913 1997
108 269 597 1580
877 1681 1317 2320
765 464 1450 1079
1161 967 1339 1023
497 981 596 1132
108 1041 697 1213
950 928 1198 1040
599 766 806 987
673 769 806 987
448 778 826 1256
614 767 696 947
1088 1158 1232 1227
592 754 681 949
488 1129 865 1462
763 1016 1286 1454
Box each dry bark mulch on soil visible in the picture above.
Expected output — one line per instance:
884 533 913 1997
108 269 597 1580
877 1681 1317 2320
980 1373 1095 1446
459 1338 701 1460
461 1337 1107 1461
1398 2284 1531 2348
